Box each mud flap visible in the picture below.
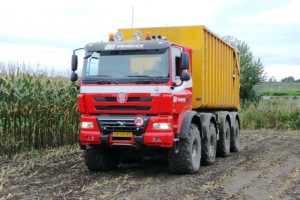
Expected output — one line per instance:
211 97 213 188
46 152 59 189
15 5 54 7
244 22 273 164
179 111 200 139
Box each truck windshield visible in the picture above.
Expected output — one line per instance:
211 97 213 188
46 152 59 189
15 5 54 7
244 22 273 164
82 48 169 82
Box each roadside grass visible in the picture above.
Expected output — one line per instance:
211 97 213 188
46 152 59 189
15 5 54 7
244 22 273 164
259 90 300 96
240 100 300 130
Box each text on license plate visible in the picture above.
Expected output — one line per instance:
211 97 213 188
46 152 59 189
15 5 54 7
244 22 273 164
113 132 132 137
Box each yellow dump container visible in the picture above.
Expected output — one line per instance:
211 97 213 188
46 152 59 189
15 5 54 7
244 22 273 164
119 26 240 110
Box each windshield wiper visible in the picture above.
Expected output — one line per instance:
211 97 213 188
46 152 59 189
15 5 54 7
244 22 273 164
136 79 152 84
97 80 112 84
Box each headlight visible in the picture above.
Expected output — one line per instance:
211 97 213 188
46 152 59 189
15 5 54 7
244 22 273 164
153 123 171 130
81 122 94 129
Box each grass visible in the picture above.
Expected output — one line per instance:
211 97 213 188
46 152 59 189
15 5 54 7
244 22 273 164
240 100 300 130
259 90 300 96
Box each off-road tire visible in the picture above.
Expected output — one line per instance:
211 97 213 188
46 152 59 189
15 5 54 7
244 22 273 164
217 121 231 157
84 148 120 171
169 123 201 174
231 119 240 152
201 122 217 166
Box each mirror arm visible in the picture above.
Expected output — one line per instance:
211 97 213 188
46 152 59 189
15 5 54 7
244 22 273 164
73 47 84 55
171 80 183 89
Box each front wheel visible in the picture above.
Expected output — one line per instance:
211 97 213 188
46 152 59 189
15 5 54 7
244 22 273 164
84 148 120 171
169 123 201 174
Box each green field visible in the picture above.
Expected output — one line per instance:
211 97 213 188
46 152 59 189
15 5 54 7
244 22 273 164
254 82 300 94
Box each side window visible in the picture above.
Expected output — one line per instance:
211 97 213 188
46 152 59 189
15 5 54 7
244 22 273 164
87 52 100 76
171 47 181 80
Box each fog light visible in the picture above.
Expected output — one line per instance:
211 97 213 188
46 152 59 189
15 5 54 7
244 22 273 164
153 123 171 130
82 122 94 129
86 136 94 141
152 137 161 142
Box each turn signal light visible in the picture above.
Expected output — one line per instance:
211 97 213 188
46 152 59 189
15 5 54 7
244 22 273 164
109 33 114 41
145 32 151 40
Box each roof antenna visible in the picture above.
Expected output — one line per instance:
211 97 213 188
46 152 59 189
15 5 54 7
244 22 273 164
131 5 134 29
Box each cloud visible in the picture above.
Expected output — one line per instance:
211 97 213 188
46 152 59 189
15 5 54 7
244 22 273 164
264 64 300 81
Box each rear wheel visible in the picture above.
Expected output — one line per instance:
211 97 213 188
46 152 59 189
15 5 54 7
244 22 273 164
217 120 231 157
169 123 201 174
231 119 240 152
201 122 217 166
84 148 120 171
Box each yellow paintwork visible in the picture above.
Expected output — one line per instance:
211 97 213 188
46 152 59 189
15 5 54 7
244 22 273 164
119 26 240 110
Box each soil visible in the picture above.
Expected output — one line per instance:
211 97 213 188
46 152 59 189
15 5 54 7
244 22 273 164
0 130 299 199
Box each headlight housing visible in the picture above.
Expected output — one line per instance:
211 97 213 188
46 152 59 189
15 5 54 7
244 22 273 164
81 122 94 129
152 123 171 130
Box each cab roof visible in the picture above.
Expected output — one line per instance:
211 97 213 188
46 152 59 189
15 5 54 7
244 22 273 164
85 40 170 52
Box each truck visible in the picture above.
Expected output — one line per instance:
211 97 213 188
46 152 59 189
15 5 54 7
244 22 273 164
70 25 240 174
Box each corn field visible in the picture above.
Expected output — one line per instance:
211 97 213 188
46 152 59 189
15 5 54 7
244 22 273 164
0 63 80 156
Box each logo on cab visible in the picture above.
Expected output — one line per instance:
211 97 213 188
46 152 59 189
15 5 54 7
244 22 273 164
117 92 128 103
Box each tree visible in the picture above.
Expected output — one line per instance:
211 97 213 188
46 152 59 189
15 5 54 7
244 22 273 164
281 76 295 82
268 76 277 82
223 35 266 102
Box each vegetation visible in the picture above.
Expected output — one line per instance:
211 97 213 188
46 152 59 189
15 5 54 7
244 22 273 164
259 90 300 96
240 100 300 130
223 36 266 102
254 82 300 94
0 62 80 156
280 76 300 83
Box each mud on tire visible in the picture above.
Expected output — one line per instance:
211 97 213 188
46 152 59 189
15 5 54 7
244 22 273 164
201 122 217 166
217 121 231 157
168 123 201 174
84 148 120 171
230 119 240 152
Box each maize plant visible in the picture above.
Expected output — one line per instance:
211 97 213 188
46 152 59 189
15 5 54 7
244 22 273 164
0 69 80 156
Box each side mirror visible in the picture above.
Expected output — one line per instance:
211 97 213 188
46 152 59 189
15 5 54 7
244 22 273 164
70 72 78 82
71 54 78 71
181 71 190 82
181 52 190 70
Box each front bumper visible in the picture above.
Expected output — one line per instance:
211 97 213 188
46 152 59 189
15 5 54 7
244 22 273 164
80 115 175 148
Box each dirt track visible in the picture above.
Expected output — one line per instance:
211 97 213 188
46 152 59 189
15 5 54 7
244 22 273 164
1 130 300 199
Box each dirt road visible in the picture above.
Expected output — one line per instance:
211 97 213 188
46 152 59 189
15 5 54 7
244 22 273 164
1 130 299 199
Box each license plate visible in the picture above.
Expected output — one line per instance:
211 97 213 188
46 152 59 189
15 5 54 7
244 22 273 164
113 132 132 137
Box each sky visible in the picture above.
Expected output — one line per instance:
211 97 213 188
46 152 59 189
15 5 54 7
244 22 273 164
0 0 299 81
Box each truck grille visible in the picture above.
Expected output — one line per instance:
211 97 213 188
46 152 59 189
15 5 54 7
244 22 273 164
97 115 149 136
95 106 151 111
94 97 153 102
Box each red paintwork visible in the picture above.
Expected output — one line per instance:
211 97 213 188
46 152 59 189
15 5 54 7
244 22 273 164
78 43 193 149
